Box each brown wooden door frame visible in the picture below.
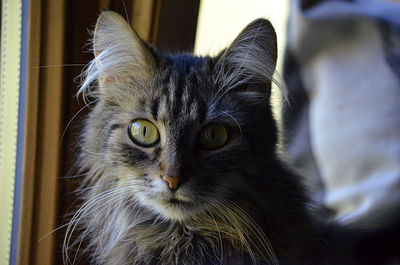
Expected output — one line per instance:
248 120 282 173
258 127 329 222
18 1 200 265
18 0 66 264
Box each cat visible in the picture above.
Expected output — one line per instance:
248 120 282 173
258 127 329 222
64 11 355 265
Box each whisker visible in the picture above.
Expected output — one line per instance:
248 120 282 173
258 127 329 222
61 99 98 144
218 196 279 265
219 111 243 139
207 209 224 265
33 63 86 69
63 185 134 264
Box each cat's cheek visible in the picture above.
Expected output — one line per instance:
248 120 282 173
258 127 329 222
151 177 169 192
135 193 166 217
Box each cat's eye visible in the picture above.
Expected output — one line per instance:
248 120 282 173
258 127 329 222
199 123 228 150
128 119 159 147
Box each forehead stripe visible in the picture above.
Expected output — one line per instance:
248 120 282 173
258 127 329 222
197 99 207 123
171 74 184 116
151 97 159 120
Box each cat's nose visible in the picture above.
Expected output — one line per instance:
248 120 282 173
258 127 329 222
162 175 185 191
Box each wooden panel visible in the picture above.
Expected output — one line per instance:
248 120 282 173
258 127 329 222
31 0 66 262
31 0 66 264
18 0 66 264
107 0 157 43
150 0 162 44
108 0 200 50
17 0 42 263
154 0 200 52
132 0 157 42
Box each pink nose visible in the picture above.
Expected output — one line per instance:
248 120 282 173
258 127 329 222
162 175 184 191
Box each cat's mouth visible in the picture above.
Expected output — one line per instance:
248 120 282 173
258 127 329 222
152 195 203 220
167 198 183 204
163 193 193 204
162 196 195 209
165 197 193 206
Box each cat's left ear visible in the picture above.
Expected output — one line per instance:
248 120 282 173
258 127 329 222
92 11 156 88
214 19 277 95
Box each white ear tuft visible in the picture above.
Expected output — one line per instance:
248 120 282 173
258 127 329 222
79 11 155 102
214 19 285 99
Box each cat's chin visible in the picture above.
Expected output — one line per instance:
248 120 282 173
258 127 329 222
151 198 203 222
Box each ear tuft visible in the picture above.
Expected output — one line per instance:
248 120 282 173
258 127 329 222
214 19 279 96
93 11 142 57
78 11 155 102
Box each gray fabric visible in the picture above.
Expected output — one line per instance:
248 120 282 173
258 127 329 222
283 0 400 229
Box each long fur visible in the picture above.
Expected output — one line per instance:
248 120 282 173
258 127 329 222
65 11 322 265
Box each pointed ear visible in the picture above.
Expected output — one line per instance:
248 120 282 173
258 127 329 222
89 11 155 90
214 19 277 95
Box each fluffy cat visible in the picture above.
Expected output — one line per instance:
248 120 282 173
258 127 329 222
64 11 352 265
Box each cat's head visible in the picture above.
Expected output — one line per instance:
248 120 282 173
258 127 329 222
79 11 280 222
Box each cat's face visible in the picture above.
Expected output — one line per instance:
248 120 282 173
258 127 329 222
100 57 264 221
80 12 278 222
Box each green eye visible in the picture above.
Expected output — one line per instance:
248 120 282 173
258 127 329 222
128 119 159 147
199 123 228 150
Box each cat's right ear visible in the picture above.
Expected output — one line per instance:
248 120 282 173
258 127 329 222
86 11 155 94
213 19 278 97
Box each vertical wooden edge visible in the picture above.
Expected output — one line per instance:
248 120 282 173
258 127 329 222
109 1 159 44
17 0 42 264
17 0 67 264
98 0 111 10
31 0 66 264
131 0 156 42
152 0 201 52
150 0 162 45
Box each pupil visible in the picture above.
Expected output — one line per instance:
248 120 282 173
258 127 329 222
211 129 215 139
143 126 147 137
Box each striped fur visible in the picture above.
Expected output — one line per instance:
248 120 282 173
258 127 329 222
65 11 315 265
